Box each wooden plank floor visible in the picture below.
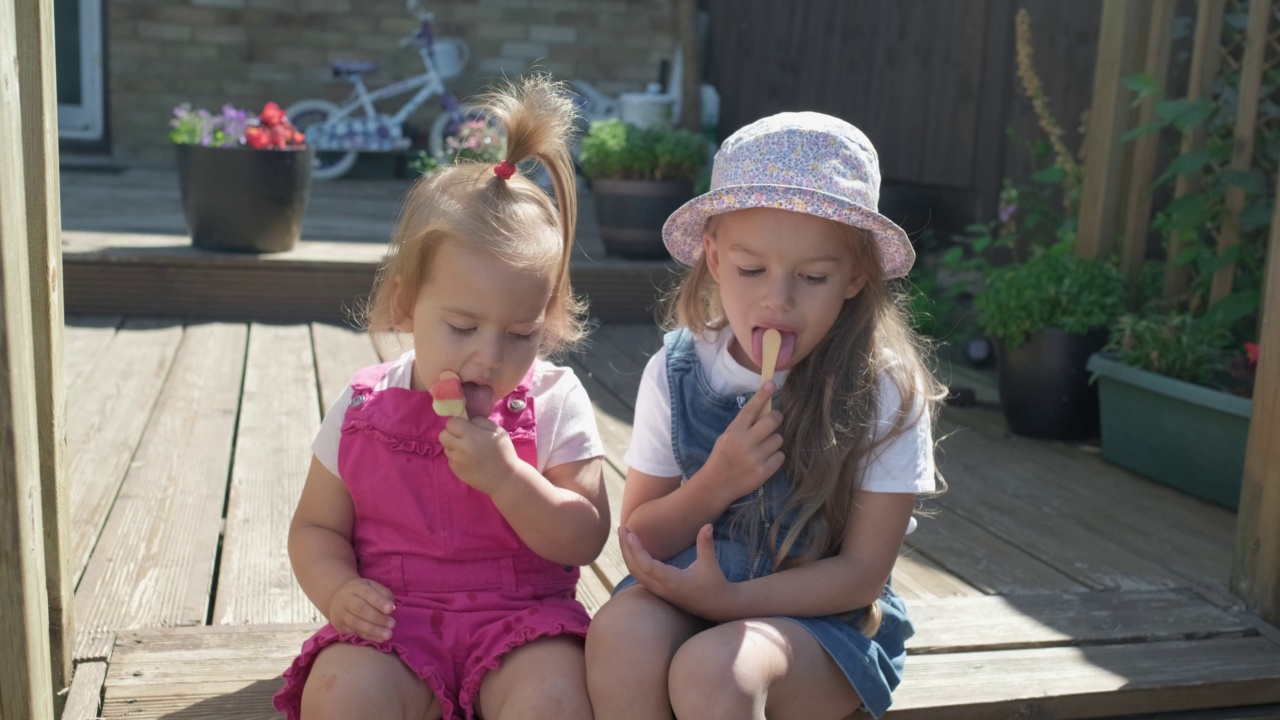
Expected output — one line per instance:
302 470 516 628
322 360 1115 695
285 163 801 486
58 317 1280 719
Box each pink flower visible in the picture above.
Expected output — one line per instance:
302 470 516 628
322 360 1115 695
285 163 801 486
1245 342 1259 368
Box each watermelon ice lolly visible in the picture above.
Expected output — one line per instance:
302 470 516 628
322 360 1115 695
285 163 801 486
429 371 467 418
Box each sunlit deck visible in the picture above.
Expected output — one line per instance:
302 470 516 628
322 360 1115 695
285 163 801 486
57 317 1280 719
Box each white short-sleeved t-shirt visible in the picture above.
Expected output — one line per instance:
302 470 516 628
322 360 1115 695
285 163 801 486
623 329 936 530
314 351 605 478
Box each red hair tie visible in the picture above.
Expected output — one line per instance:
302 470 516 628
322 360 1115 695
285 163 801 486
493 160 517 180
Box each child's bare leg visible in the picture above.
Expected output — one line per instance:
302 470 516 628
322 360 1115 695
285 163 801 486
300 643 442 720
668 619 862 720
585 586 707 719
475 635 591 720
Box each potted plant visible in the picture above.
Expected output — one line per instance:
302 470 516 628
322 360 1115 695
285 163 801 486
170 102 314 253
1082 22 1272 508
973 244 1125 440
1087 314 1254 509
578 119 708 259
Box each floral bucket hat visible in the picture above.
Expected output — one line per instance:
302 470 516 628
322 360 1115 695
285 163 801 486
662 112 915 279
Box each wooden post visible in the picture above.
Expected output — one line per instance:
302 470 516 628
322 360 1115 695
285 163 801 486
15 0 72 706
676 0 702 133
0 0 56 715
1209 0 1271 307
1076 0 1151 260
1163 0 1225 301
1231 165 1280 626
1120 0 1176 309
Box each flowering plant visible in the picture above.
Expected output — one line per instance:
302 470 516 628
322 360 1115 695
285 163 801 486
170 102 305 150
412 119 506 174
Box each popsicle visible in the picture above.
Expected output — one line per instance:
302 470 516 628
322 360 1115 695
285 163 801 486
429 370 467 418
760 328 781 417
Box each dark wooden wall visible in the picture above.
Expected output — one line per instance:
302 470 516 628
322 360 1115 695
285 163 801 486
702 0 1105 232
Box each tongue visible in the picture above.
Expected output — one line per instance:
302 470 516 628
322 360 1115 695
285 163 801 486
752 329 796 371
462 383 494 418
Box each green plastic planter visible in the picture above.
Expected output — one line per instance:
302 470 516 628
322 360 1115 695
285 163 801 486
1086 353 1251 510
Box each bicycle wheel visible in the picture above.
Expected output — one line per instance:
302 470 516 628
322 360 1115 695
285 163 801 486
285 99 359 181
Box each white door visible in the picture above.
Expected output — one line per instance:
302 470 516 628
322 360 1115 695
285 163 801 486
56 0 104 141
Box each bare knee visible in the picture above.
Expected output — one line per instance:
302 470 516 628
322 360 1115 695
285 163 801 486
669 624 771 720
585 588 704 715
586 589 690 673
478 636 590 720
300 644 437 720
491 669 591 720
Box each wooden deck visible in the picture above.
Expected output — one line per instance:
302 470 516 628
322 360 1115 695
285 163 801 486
58 168 676 324
56 316 1280 719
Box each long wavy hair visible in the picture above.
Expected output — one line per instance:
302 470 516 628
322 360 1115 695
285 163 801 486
665 218 947 634
363 74 586 357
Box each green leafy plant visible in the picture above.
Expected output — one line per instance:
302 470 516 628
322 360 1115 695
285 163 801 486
906 263 968 340
1105 312 1234 387
974 245 1126 349
578 119 707 183
1116 3 1275 370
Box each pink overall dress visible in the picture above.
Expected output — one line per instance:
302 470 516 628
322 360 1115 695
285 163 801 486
273 362 590 720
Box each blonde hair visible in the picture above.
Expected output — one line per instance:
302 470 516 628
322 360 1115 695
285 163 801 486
665 218 947 635
364 74 586 357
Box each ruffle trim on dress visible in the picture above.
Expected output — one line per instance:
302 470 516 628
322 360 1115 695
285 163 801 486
343 420 446 457
457 612 589 719
272 630 455 720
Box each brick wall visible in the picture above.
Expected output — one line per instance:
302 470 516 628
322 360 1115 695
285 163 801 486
108 0 677 164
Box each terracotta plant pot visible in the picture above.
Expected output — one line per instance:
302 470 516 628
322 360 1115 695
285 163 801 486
175 144 314 253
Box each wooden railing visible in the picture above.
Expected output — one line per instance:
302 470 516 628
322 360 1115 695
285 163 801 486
1075 0 1279 625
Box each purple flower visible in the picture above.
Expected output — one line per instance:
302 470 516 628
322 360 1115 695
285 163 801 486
999 202 1017 223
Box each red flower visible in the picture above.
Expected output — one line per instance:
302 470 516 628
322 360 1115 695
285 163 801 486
259 101 285 128
1245 342 1259 368
244 125 270 149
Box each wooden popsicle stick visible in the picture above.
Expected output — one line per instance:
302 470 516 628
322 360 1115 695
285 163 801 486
760 328 781 417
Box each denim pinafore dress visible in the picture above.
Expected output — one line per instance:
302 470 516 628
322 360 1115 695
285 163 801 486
614 328 913 718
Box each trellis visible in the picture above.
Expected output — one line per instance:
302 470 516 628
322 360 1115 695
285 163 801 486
1077 0 1278 308
1074 0 1280 627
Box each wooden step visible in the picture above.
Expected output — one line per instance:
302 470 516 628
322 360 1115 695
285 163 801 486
87 591 1280 720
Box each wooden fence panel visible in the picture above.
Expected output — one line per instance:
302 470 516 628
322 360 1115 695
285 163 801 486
704 0 1104 227
705 0 988 188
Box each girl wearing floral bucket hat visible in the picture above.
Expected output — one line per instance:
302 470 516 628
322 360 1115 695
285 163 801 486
585 112 945 719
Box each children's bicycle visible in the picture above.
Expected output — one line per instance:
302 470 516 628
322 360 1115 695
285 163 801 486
285 0 485 180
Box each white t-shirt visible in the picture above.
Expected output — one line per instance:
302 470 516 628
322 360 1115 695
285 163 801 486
314 351 605 477
624 329 935 530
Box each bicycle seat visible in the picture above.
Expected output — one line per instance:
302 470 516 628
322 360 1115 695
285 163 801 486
331 60 379 78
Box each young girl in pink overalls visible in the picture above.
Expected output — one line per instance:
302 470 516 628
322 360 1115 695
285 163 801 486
274 76 609 720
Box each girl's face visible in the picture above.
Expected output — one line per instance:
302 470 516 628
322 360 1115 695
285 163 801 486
704 207 867 373
397 240 552 410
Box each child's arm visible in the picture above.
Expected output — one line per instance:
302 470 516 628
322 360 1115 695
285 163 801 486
441 415 609 566
623 386 783 559
289 455 397 641
620 489 913 621
490 455 610 567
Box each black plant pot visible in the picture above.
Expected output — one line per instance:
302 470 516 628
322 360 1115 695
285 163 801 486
592 178 693 260
996 327 1108 441
175 144 314 253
